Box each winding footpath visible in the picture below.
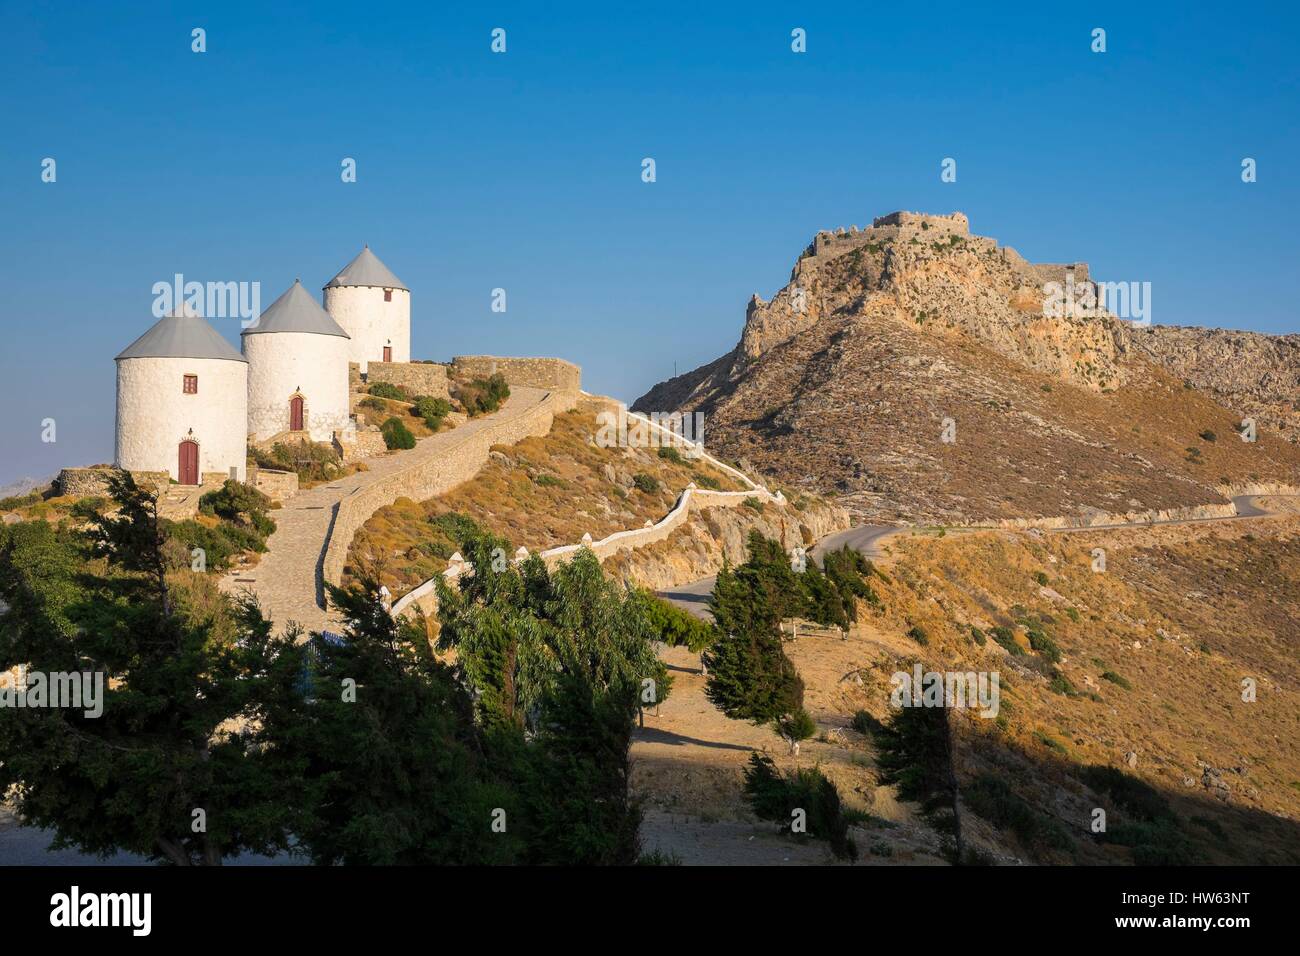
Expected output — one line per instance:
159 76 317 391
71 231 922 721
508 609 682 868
218 386 550 633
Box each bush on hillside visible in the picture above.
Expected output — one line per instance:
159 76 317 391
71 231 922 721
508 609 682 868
454 373 510 416
412 396 452 431
632 589 719 652
381 417 416 450
368 381 406 400
249 439 344 487
742 753 857 861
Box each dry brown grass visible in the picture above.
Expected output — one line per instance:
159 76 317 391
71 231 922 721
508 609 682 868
849 516 1300 863
345 409 744 592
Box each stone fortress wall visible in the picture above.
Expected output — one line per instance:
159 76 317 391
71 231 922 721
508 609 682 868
805 211 1090 288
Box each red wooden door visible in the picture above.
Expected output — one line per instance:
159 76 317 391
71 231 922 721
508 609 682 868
290 395 304 431
178 440 199 485
382 346 392 363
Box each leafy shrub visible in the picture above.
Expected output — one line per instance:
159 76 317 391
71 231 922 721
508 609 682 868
656 446 683 464
412 396 452 431
1026 628 1062 663
907 624 929 646
1034 571 1049 586
368 381 406 400
965 774 1072 852
632 473 660 494
692 472 721 490
742 753 857 861
381 417 416 450
1199 429 1217 442
633 589 718 652
0 489 45 511
990 625 1024 656
970 625 987 646
358 396 388 412
1047 669 1078 696
533 473 565 488
776 708 816 746
1100 670 1132 690
742 495 764 513
1079 765 1202 864
249 439 344 486
454 373 510 416
199 480 276 539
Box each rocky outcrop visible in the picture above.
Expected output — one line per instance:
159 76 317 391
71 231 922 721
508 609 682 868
1120 324 1300 441
633 210 1300 523
603 496 850 592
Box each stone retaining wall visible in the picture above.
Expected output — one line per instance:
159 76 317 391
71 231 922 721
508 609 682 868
56 467 115 498
367 361 450 397
391 485 781 619
57 467 171 498
955 501 1239 531
322 388 579 588
452 355 582 392
389 402 776 620
251 468 299 502
333 429 388 463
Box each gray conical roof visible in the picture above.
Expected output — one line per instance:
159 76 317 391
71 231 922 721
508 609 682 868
324 246 407 291
242 279 350 338
115 305 247 363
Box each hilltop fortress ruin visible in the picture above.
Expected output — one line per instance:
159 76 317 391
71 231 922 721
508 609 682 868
733 210 1116 389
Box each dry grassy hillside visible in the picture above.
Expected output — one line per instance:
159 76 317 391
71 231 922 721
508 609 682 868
633 516 1300 865
344 408 748 593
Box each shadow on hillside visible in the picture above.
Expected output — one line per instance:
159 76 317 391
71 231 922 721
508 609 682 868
961 733 1300 866
632 726 752 752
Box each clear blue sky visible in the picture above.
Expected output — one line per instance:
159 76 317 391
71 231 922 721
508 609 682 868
1 1 1297 486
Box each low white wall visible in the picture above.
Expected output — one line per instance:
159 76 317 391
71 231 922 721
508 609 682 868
390 402 779 620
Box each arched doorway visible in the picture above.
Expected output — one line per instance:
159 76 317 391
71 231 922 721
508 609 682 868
290 394 304 431
178 439 199 485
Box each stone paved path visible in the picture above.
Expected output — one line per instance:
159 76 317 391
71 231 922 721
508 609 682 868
219 387 548 634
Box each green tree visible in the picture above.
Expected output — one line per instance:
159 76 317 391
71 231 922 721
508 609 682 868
436 541 665 864
0 472 303 865
703 560 804 725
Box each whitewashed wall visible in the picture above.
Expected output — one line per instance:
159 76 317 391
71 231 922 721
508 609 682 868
115 355 248 482
244 331 351 441
322 286 411 372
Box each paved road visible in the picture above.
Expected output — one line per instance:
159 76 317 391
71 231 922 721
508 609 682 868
656 495 1296 621
1039 494 1279 532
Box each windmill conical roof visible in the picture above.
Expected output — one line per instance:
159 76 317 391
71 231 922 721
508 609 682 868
115 304 247 362
242 279 350 338
324 246 407 291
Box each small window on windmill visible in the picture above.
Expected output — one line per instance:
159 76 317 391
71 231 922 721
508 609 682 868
183 374 198 394
383 288 393 302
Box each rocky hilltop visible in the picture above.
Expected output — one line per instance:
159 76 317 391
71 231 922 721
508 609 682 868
635 212 1300 522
